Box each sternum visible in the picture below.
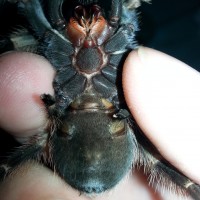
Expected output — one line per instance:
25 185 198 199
72 45 108 75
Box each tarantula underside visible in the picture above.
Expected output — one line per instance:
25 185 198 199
0 0 200 199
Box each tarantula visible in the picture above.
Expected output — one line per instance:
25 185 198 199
0 0 199 199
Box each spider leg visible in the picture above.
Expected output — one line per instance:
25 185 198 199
0 140 44 181
9 0 79 116
47 0 65 29
92 25 137 105
38 31 74 70
11 0 52 38
152 161 200 200
187 184 200 200
8 0 74 70
41 73 87 117
137 139 200 200
105 25 138 53
109 0 122 26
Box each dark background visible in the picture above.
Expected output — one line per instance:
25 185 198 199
0 0 200 158
138 0 200 71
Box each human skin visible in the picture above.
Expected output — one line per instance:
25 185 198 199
0 47 200 199
123 47 200 185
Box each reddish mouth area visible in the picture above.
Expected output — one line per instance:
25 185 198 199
66 3 112 47
73 5 102 28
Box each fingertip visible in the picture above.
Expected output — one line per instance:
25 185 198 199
0 52 55 137
123 47 200 184
0 163 70 200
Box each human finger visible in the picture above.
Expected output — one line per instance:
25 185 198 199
0 52 54 140
123 47 200 184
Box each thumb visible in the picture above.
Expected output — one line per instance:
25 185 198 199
123 47 200 184
0 52 54 139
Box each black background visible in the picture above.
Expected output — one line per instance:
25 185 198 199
138 0 200 71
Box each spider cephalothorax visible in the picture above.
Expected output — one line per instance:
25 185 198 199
0 0 200 199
